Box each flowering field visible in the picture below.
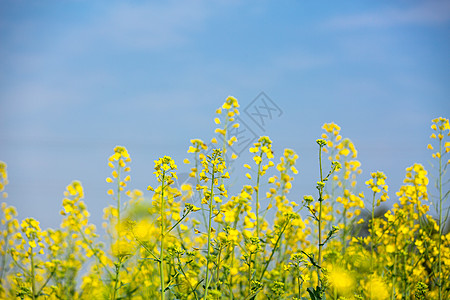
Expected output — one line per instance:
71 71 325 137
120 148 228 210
0 97 449 300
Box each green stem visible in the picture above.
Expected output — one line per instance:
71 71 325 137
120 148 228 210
117 165 121 230
160 172 166 300
256 159 262 240
317 145 324 286
196 156 209 228
215 247 223 291
36 268 56 298
259 218 291 282
0 233 9 284
204 171 215 299
77 225 113 278
113 165 122 299
30 246 36 300
132 231 159 261
222 111 228 157
318 199 323 285
402 250 407 298
112 258 122 300
438 136 443 300
177 256 200 300
391 233 397 300
248 252 252 294
165 208 193 236
371 191 376 276
254 158 262 282
342 207 347 253
228 208 242 293
9 252 29 276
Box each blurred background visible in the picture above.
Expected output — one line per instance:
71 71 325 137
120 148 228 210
0 0 449 230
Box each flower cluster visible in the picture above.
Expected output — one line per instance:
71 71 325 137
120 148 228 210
106 146 131 196
366 171 389 207
213 96 240 159
0 109 449 300
0 161 8 199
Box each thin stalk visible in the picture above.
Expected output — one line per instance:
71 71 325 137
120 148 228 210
117 165 121 230
0 234 9 284
254 157 262 282
36 268 56 298
77 225 113 277
391 233 397 300
9 253 29 276
222 111 228 158
160 172 166 300
342 207 347 253
317 145 324 286
196 155 209 228
204 171 215 299
30 247 36 300
112 258 122 300
259 218 291 282
165 208 193 236
248 252 252 294
215 247 223 291
256 159 262 240
114 165 121 300
227 205 242 293
177 256 200 300
438 136 443 300
318 199 323 285
371 191 376 275
132 232 159 261
402 251 407 298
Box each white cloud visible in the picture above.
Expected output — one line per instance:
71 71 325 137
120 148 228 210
326 0 450 29
106 1 208 49
2 83 73 113
0 0 215 121
62 0 211 52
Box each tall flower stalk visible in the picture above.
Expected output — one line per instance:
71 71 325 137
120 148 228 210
106 146 131 300
365 171 389 275
247 137 274 240
303 139 341 297
148 156 179 300
213 96 240 163
197 149 228 299
106 146 131 231
428 117 450 300
317 139 326 284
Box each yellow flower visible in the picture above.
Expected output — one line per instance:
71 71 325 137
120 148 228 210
385 244 395 253
253 156 262 164
328 266 354 296
364 275 389 300
290 166 298 174
29 240 37 248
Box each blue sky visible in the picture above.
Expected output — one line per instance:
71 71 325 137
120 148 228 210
0 0 449 229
